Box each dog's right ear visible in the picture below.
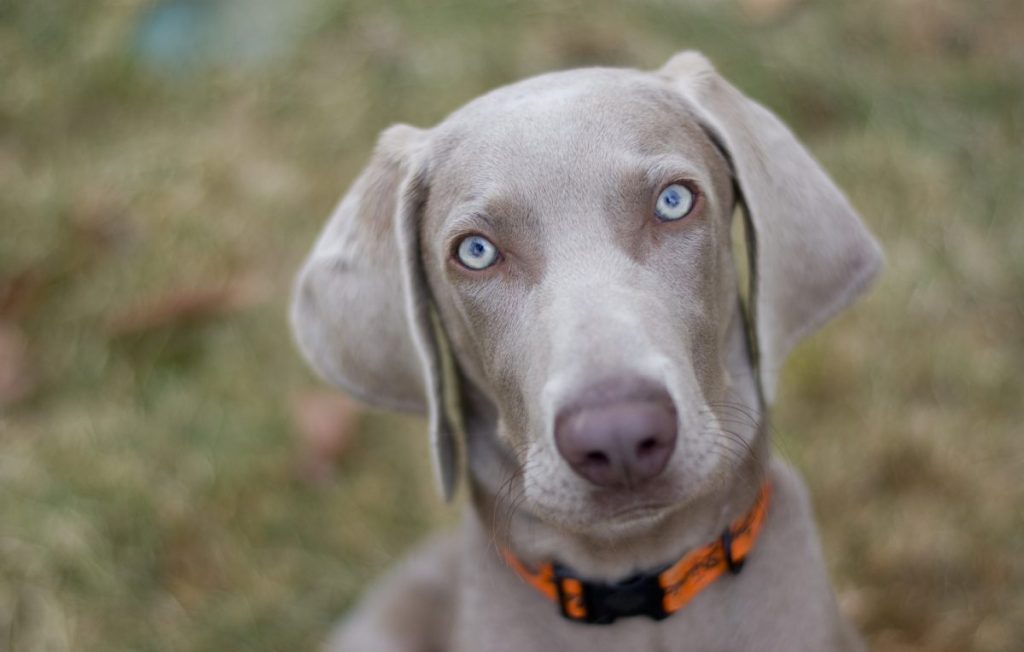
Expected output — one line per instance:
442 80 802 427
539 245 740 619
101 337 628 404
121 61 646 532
291 124 461 501
290 124 430 413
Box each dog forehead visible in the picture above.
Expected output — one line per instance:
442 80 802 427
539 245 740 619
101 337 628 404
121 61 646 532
448 67 655 122
431 69 694 173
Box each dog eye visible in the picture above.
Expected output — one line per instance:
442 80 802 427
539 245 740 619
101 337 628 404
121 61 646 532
455 234 500 270
654 184 695 222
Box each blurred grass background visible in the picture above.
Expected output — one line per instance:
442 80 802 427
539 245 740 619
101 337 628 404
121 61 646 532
1 0 1022 650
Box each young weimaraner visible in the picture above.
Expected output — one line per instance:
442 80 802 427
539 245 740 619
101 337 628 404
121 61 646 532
291 51 882 651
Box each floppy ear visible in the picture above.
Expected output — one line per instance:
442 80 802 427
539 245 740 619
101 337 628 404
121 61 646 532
290 124 459 500
658 51 883 404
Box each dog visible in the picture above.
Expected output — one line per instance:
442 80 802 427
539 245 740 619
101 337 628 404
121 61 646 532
291 50 882 651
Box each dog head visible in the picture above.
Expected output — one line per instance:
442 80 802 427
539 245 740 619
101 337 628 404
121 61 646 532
291 52 882 534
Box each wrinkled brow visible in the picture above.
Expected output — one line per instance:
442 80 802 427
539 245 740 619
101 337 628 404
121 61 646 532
445 210 496 237
600 154 712 211
444 189 538 229
635 155 710 189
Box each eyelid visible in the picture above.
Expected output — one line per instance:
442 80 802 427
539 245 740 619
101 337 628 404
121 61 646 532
446 210 497 246
637 154 704 187
657 178 700 196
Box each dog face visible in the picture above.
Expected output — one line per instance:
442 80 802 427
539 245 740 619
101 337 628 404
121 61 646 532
291 52 882 534
419 70 742 531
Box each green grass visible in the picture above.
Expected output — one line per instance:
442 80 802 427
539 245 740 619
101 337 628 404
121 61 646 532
2 1 1022 650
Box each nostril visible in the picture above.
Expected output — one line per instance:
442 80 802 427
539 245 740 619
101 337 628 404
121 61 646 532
585 451 610 466
637 437 659 456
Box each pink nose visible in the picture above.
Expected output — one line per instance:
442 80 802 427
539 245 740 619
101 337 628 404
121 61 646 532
554 380 677 488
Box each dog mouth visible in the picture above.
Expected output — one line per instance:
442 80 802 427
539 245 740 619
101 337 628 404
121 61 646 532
515 474 700 536
587 481 680 523
606 502 672 523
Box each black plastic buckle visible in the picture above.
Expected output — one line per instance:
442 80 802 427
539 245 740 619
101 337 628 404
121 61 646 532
721 529 745 575
553 564 669 625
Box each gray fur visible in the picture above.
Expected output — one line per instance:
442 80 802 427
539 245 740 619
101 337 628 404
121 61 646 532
291 51 881 651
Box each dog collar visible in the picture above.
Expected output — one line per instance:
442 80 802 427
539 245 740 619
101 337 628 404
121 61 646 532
501 482 772 625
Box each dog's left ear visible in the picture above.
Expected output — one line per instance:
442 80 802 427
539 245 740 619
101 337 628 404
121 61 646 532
658 51 884 403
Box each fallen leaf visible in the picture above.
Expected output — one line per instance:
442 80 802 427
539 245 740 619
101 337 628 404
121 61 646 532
0 270 45 321
106 275 268 336
0 205 132 323
291 391 364 485
0 321 34 407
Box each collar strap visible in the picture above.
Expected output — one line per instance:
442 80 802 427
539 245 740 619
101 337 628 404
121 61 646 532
501 482 772 625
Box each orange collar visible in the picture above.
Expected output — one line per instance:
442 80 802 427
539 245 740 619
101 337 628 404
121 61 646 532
501 482 772 624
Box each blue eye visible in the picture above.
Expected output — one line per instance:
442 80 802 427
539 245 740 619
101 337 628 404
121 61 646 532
654 183 695 221
456 234 500 270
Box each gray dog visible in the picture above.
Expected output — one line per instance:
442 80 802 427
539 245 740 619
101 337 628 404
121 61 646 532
291 51 882 651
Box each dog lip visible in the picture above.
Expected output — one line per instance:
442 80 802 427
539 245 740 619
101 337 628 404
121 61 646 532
589 483 677 520
606 502 671 521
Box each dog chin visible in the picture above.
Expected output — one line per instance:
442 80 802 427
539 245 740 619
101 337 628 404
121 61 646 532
541 501 679 540
598 504 679 537
530 486 689 537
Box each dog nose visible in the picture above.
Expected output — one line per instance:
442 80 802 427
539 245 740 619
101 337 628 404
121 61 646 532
554 382 677 488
